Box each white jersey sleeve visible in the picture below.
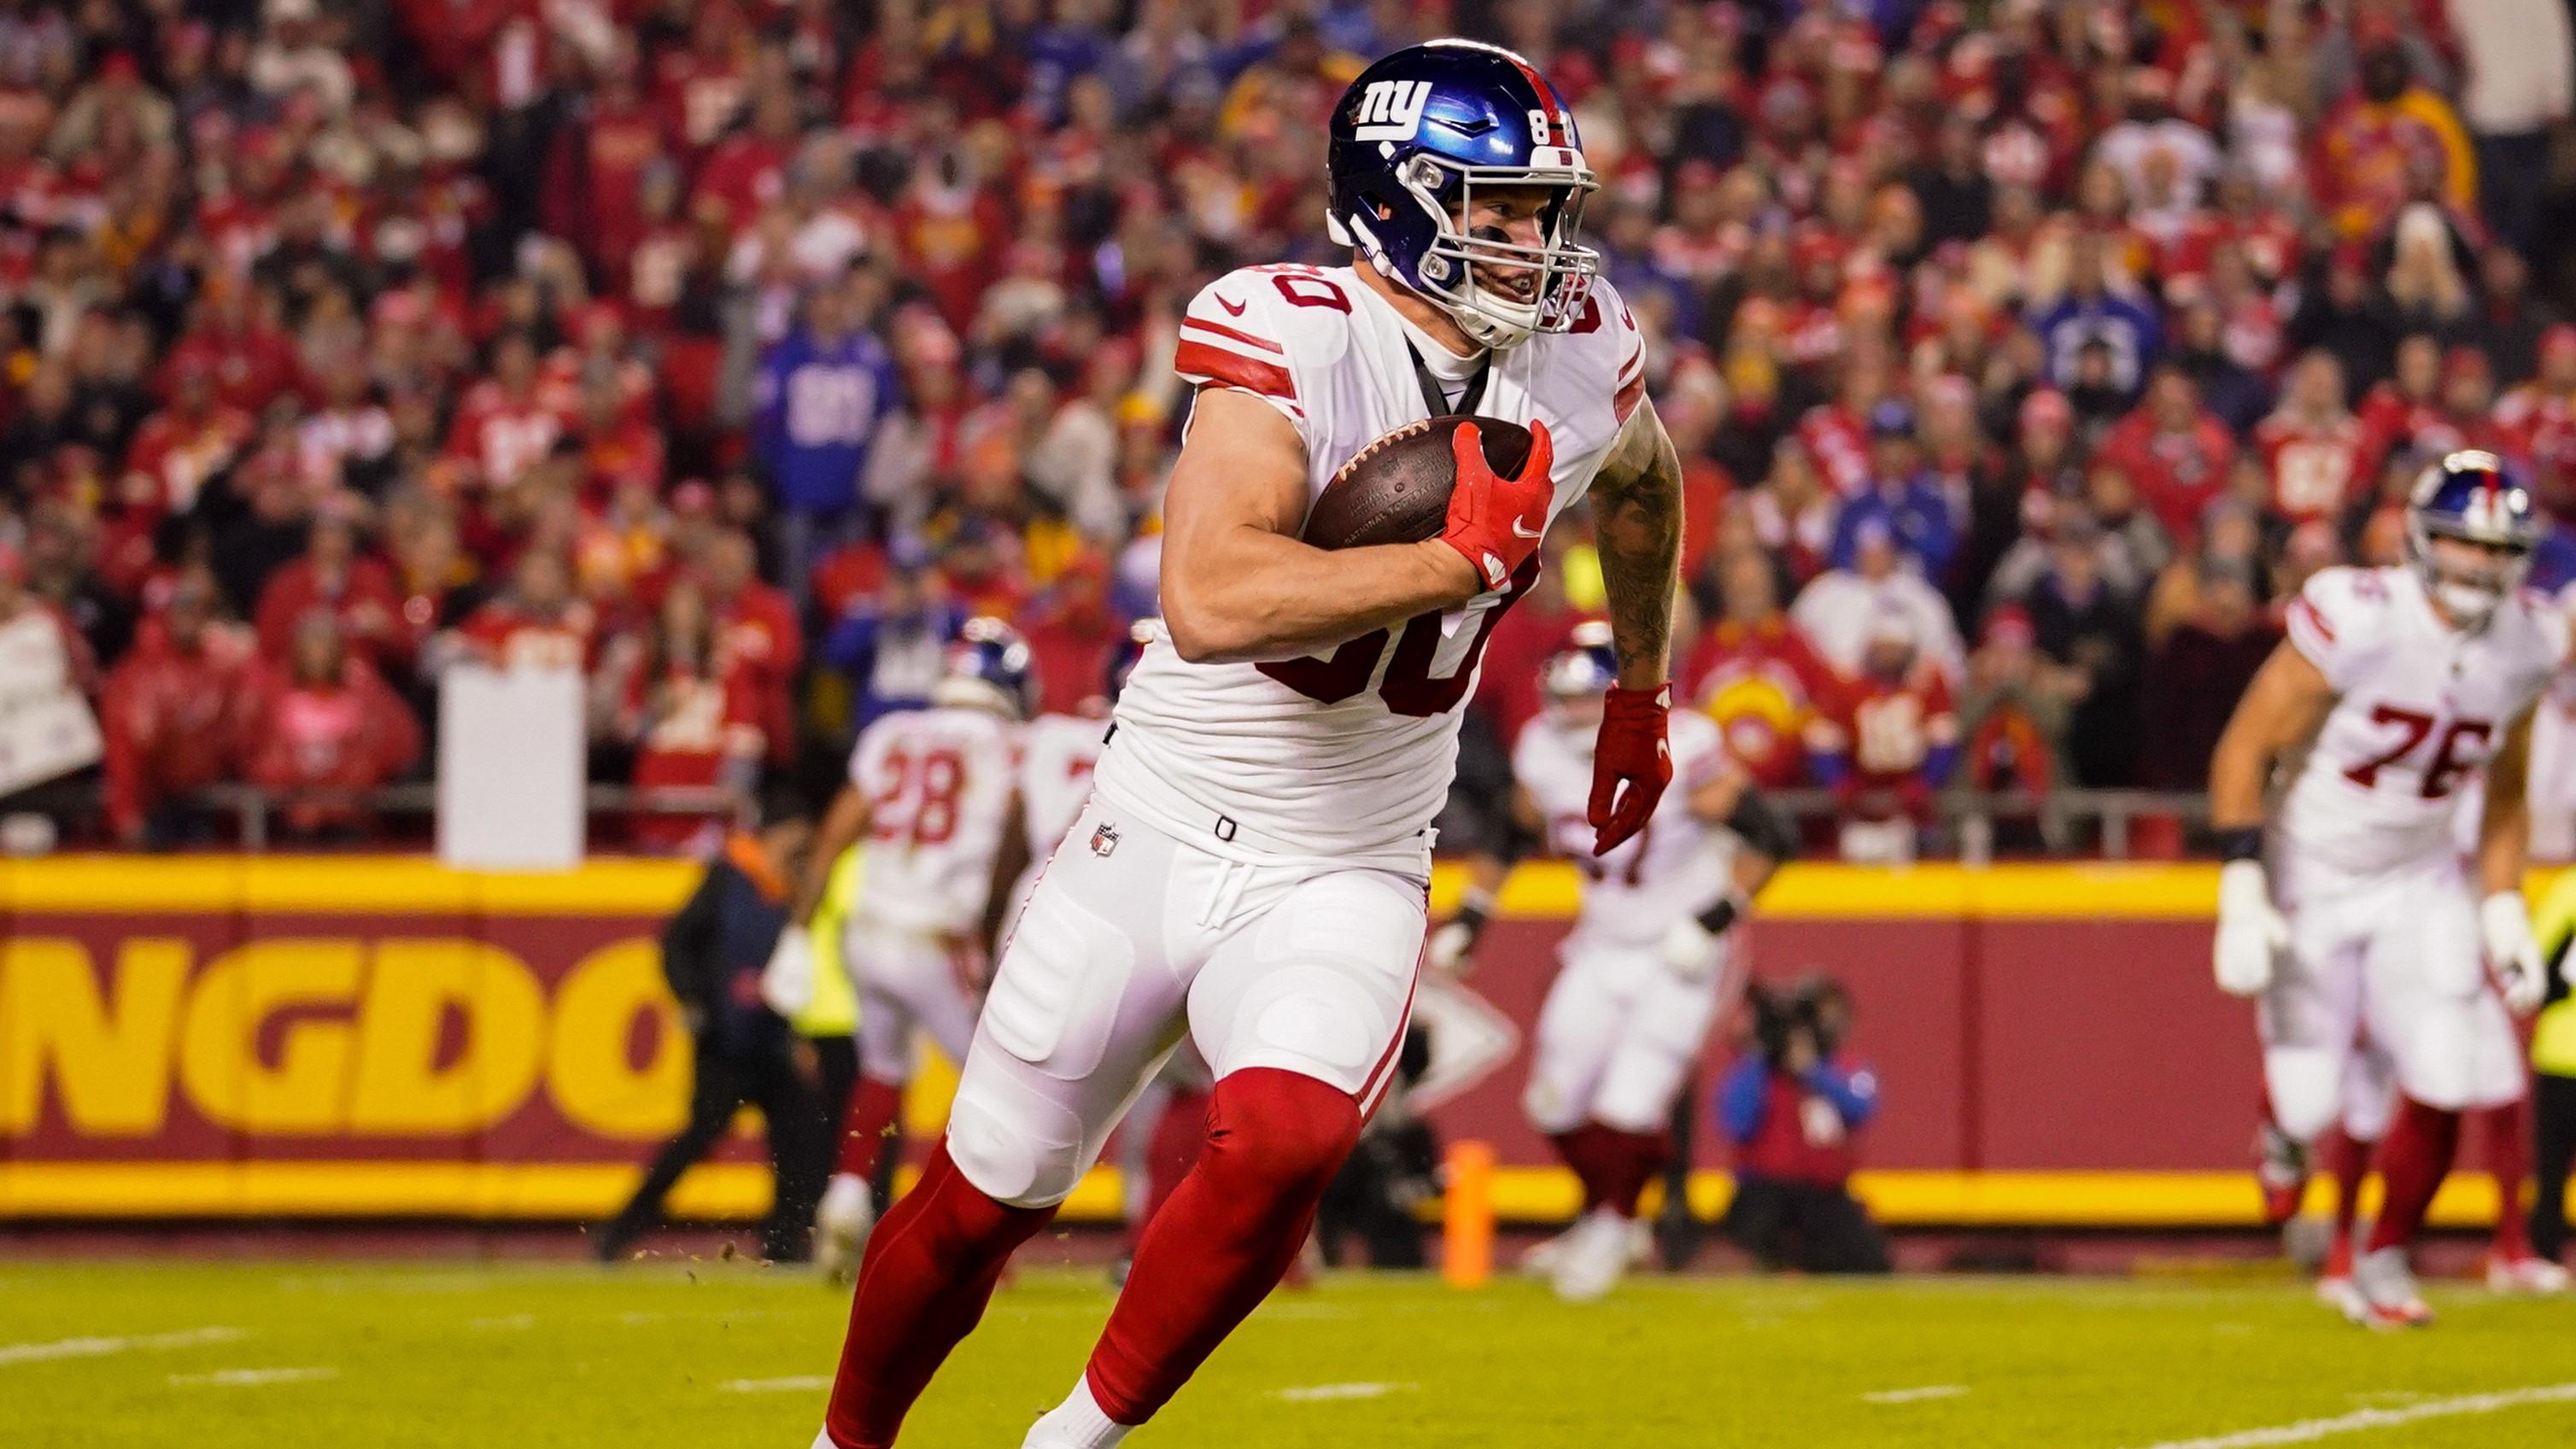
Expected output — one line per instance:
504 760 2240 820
2284 566 2397 693
1175 272 1324 443
847 707 1020 936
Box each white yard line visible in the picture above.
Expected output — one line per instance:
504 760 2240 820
2132 1382 2576 1449
1271 1382 1411 1403
720 1376 834 1393
0 1326 243 1367
167 1367 338 1388
468 1314 536 1331
1863 1385 1969 1405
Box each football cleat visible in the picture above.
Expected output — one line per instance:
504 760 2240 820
1549 1207 1636 1302
2350 1245 2435 1329
2485 1255 2572 1294
2256 1124 2309 1229
814 1174 875 1286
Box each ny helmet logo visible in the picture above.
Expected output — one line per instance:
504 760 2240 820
1352 79 1432 140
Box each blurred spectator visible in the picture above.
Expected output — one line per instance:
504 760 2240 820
753 276 901 601
819 539 966 732
1804 608 1958 865
2314 31 2476 240
253 511 410 673
1825 400 1957 578
2096 366 2237 543
463 549 597 671
2029 233 2160 401
2252 353 2372 527
2140 558 2280 792
701 529 803 768
2009 511 2146 788
1682 548 1828 789
1954 604 2074 803
1792 519 1964 684
2451 0 2574 252
1718 976 1889 1276
606 577 762 853
243 612 421 844
98 575 255 848
1021 552 1121 717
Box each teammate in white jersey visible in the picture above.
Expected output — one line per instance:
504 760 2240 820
769 618 1039 1282
2210 452 2569 1328
1428 622 1791 1301
811 42 1686 1449
1007 621 1151 919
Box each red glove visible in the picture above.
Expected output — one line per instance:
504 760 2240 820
1437 418 1555 591
1590 682 1671 855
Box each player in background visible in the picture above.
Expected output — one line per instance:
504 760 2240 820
1009 620 1150 916
2209 452 2565 1327
1429 621 1792 1301
808 40 1683 1449
764 618 1039 1282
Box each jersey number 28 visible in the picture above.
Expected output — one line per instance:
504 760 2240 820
870 746 967 846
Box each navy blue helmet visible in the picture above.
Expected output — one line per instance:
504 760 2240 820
935 616 1040 719
1104 618 1154 705
1541 620 1619 706
2407 449 2539 624
1327 40 1599 348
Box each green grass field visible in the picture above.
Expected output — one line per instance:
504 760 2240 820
6 1258 2576 1448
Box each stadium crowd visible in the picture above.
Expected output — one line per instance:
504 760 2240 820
2 0 2574 853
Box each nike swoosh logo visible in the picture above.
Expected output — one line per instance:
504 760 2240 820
1215 295 1247 316
1511 518 1543 539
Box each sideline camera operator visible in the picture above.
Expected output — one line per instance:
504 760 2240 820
1717 974 1891 1274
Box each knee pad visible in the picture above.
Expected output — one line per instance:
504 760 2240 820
2393 996 2482 1113
1206 1067 1361 1195
946 1054 1096 1209
2265 1047 2345 1144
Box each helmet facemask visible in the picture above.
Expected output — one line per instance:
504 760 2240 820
2409 526 2531 628
1338 151 1601 349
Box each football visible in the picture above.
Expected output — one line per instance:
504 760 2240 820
1300 414 1536 550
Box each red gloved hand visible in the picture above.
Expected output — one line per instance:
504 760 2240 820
1590 682 1671 855
1437 418 1555 592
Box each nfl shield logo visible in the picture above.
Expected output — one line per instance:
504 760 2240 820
1089 822 1120 857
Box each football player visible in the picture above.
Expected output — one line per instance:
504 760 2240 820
806 40 1683 1449
2209 452 2567 1328
1005 620 1150 920
1429 621 1791 1301
768 618 1038 1282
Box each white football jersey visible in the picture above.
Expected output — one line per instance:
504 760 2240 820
846 704 1020 936
1515 706 1734 946
1018 710 1107 860
2275 565 2569 877
1096 264 1646 864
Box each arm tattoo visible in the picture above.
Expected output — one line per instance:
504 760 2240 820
1589 400 1683 684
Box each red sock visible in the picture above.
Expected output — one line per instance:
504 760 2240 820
822 1140 1055 1449
835 1077 905 1179
1593 1126 1670 1218
1085 1068 1361 1426
1550 1125 1614 1213
2364 1097 2462 1255
1123 1085 1210 1255
2484 1099 2533 1261
2328 1130 2373 1243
